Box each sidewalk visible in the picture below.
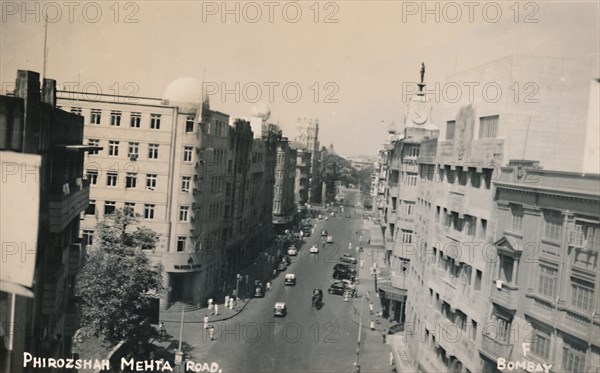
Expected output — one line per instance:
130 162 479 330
347 216 395 373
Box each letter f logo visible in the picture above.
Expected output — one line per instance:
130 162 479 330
522 343 531 357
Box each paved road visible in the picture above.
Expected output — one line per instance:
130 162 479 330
183 189 366 373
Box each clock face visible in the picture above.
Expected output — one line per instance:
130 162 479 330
411 102 431 125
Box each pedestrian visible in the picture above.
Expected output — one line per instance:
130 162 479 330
229 298 234 309
158 322 166 337
203 315 208 329
208 326 215 341
349 242 352 250
214 304 219 316
360 259 364 268
382 329 387 343
390 351 394 366
266 282 271 290
369 302 374 315
370 320 375 330
245 274 249 284
225 295 230 307
208 298 213 311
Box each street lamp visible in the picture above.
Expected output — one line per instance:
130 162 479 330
355 294 365 372
236 273 241 305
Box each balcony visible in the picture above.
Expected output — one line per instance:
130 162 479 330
491 280 519 310
480 333 514 362
49 178 90 233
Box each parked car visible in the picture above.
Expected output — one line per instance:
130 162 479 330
340 254 358 264
276 262 287 271
287 247 298 256
333 263 351 271
328 281 355 296
333 270 356 282
285 273 296 285
309 245 319 253
320 229 328 237
274 302 287 317
327 235 334 243
254 283 266 297
282 256 292 266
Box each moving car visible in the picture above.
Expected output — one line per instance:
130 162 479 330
312 289 323 308
274 302 287 317
287 247 298 256
276 261 287 271
254 283 266 297
309 245 319 253
285 273 296 285
340 254 358 264
320 229 328 237
327 235 334 243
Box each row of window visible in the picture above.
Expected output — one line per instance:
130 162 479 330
71 107 200 133
445 115 499 140
84 200 191 221
86 170 196 193
508 206 600 249
88 140 199 163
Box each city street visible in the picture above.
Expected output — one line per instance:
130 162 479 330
180 189 370 373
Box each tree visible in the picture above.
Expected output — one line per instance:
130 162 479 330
76 208 164 345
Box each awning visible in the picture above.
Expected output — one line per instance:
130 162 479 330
378 284 406 302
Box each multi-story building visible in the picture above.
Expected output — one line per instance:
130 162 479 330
57 78 234 310
293 117 321 205
376 80 440 324
480 161 599 373
1 70 96 372
272 137 297 229
377 56 598 372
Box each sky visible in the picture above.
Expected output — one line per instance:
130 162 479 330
1 1 599 157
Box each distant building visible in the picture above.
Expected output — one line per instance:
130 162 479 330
272 137 297 228
293 117 322 205
1 70 97 372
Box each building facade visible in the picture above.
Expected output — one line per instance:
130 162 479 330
293 117 322 205
480 162 599 373
375 56 598 372
1 70 95 372
56 78 277 311
272 137 297 228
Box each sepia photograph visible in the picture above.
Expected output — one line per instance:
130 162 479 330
1 1 599 372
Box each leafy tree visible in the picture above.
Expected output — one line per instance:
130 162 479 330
76 208 164 345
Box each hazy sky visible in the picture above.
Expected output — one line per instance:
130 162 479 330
1 1 598 156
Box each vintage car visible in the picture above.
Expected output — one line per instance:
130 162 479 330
312 289 323 308
340 254 358 264
320 229 328 237
287 247 298 256
276 261 287 271
254 283 266 297
285 273 296 285
327 235 334 243
274 302 287 317
309 245 319 253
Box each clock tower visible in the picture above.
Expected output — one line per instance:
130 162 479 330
405 63 435 130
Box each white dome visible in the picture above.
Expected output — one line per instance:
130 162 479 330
162 77 204 104
251 103 271 122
